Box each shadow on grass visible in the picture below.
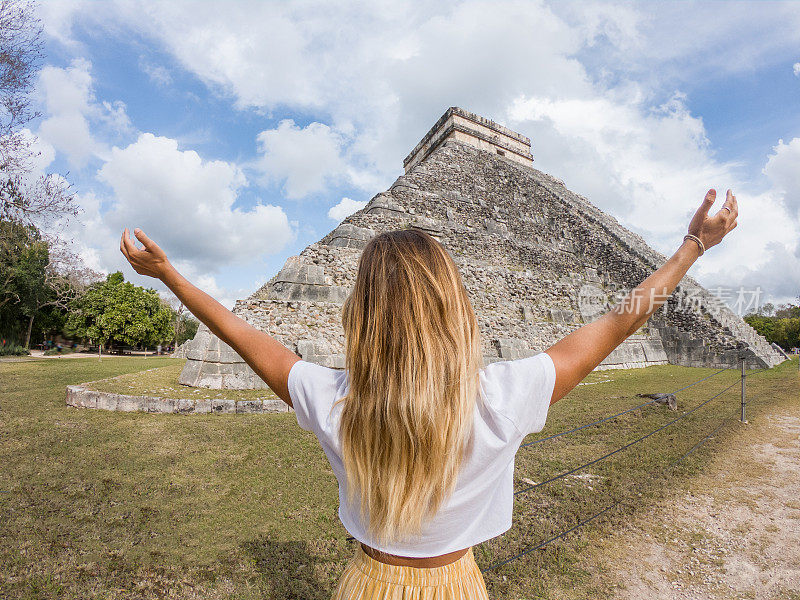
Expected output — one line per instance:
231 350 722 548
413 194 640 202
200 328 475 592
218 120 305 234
242 533 348 599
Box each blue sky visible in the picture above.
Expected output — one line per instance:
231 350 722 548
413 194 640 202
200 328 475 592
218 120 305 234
31 1 800 311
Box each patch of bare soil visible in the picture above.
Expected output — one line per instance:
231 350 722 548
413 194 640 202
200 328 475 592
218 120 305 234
598 407 800 600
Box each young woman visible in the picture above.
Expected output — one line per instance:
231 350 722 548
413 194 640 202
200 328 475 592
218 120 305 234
120 188 737 598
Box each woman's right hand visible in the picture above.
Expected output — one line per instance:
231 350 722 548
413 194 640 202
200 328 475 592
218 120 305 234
687 188 738 253
120 228 173 281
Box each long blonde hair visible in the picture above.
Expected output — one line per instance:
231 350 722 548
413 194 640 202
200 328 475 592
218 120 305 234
336 228 483 546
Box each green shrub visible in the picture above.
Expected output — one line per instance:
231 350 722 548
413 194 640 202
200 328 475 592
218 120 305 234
0 344 30 356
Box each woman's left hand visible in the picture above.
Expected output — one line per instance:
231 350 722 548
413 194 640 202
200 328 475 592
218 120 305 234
119 228 173 280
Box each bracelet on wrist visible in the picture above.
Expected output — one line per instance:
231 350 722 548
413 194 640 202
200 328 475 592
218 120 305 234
683 234 705 256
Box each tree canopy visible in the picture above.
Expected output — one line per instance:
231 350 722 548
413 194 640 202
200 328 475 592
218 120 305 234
1 217 100 347
66 272 174 352
745 300 800 351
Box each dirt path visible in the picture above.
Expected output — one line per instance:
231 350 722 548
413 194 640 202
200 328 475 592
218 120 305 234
598 404 800 600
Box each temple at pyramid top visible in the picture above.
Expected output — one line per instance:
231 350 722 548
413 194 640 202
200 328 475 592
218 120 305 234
403 107 533 173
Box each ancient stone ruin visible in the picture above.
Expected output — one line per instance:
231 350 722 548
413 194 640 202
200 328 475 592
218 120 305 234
176 107 786 390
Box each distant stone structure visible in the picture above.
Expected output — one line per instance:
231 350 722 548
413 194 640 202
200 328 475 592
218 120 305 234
178 107 785 389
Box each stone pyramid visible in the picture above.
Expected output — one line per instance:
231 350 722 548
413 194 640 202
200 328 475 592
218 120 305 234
177 107 786 390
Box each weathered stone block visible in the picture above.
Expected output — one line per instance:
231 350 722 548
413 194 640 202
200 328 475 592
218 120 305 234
178 358 202 386
270 281 349 303
366 195 404 217
66 385 95 408
65 386 282 415
225 370 255 389
494 337 532 360
211 399 236 414
485 218 508 237
641 339 668 363
172 398 197 414
549 308 575 324
274 256 326 285
236 400 263 414
264 398 288 412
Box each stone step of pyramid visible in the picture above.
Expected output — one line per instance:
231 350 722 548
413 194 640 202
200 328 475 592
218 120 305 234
177 108 786 389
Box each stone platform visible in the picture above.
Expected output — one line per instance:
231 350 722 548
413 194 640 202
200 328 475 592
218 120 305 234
65 382 288 414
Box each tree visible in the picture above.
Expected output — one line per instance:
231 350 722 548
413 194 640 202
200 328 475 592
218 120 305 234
0 216 33 311
178 313 199 345
775 303 800 319
66 271 174 357
744 313 775 343
169 302 200 349
0 218 100 347
0 0 77 227
0 0 41 174
11 221 48 347
772 317 800 350
758 302 775 317
745 301 800 351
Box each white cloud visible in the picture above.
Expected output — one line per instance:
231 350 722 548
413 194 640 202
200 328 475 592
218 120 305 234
794 62 800 77
49 190 111 279
328 197 367 222
98 133 295 272
18 128 56 178
139 58 172 86
693 140 800 308
193 274 241 310
37 0 85 49
37 59 98 168
43 1 800 176
507 91 731 241
255 119 346 198
693 189 799 302
99 100 134 134
51 186 267 311
167 265 249 310
763 137 800 219
700 237 800 309
554 2 800 87
36 59 133 168
143 3 320 110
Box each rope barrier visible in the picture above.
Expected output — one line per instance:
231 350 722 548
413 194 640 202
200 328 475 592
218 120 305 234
483 398 743 573
514 379 740 497
520 398 657 448
483 379 782 574
520 367 732 449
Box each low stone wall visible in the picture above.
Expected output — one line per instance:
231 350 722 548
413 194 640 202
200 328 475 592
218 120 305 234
65 384 289 414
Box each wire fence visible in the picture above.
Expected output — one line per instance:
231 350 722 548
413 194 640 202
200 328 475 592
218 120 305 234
513 380 739 497
481 357 784 574
519 367 732 449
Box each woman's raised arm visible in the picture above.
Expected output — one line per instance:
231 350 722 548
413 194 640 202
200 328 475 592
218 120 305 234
544 188 739 405
120 228 300 406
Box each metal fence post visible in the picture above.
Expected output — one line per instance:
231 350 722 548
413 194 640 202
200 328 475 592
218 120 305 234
740 356 747 423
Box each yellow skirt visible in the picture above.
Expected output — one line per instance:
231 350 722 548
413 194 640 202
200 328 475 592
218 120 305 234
332 544 490 599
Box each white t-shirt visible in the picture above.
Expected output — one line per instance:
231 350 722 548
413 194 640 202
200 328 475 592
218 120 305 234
287 351 557 558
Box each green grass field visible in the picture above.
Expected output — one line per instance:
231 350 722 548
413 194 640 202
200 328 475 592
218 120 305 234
1 355 797 599
84 361 282 404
